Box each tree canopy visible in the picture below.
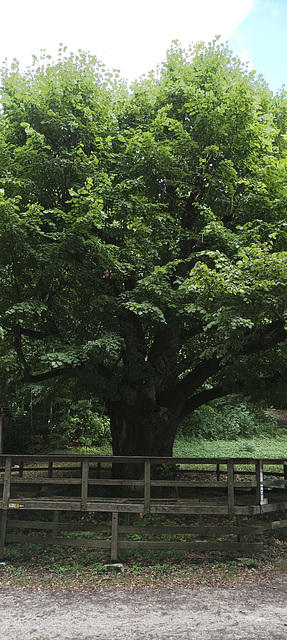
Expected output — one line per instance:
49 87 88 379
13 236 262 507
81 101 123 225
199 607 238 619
1 41 287 457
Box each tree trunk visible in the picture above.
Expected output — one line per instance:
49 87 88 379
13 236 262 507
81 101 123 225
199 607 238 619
107 390 180 478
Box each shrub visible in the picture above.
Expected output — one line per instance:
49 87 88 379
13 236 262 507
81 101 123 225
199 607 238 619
178 397 278 441
50 410 111 448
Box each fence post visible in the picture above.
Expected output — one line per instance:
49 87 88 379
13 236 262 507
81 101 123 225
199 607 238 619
198 514 206 540
81 459 89 511
96 462 101 479
255 459 264 507
144 459 151 514
236 515 244 543
111 512 119 561
0 510 7 560
2 457 12 509
52 510 59 539
0 457 12 559
227 460 235 515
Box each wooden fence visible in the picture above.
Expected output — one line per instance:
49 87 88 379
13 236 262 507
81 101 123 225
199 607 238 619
1 454 287 560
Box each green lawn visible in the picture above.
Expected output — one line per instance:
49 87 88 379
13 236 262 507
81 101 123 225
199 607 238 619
57 434 287 459
173 435 287 459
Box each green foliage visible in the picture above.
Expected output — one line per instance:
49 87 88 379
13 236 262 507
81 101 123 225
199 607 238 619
173 434 287 458
1 40 287 456
50 409 111 449
178 398 278 441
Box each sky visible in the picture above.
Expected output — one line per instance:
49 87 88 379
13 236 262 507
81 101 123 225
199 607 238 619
0 0 286 93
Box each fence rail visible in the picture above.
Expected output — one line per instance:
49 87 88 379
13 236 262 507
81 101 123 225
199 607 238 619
1 454 287 559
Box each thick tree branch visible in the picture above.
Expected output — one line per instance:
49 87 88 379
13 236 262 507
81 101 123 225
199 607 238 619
22 367 79 383
180 385 226 419
160 318 287 410
148 321 181 382
125 310 147 357
12 324 28 373
158 355 220 409
67 248 93 268
20 328 49 339
239 319 287 356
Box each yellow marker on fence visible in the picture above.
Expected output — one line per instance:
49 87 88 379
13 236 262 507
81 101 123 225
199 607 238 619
8 503 24 509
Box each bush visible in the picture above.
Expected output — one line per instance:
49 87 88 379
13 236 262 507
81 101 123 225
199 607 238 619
178 397 278 441
4 402 111 453
50 409 111 449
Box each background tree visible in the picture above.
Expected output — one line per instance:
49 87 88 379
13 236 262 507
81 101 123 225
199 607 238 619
1 41 287 461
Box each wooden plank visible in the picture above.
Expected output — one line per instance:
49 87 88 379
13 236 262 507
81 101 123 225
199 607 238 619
6 520 267 536
0 509 8 559
0 454 287 470
96 462 101 479
236 515 244 543
88 479 144 486
5 534 263 553
198 514 205 541
6 498 144 512
7 520 110 532
259 518 287 531
52 511 59 538
260 500 287 513
6 534 111 549
9 478 82 485
0 418 3 455
123 513 131 526
0 454 286 463
227 460 235 515
263 479 287 488
2 457 12 508
150 480 228 488
117 540 263 552
144 459 151 514
255 460 263 506
111 512 118 561
117 524 265 535
234 505 261 515
6 496 286 517
81 459 89 511
86 502 144 513
150 504 229 515
8 500 82 511
5 533 264 553
0 477 258 489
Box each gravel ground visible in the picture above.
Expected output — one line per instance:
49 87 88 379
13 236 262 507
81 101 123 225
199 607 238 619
1 574 287 640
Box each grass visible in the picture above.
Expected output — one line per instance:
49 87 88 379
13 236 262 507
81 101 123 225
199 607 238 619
52 444 113 455
52 433 287 460
173 434 287 459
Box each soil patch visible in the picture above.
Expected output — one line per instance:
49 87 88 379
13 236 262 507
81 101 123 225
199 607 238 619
1 573 287 640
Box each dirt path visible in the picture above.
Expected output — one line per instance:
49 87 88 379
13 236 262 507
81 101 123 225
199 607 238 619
1 575 286 640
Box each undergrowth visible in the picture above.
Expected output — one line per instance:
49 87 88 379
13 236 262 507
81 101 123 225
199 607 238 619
1 538 286 590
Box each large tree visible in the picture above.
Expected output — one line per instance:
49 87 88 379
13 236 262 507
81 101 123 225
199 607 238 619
1 41 287 459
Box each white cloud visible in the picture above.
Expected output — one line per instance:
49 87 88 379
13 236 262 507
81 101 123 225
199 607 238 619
1 0 254 80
